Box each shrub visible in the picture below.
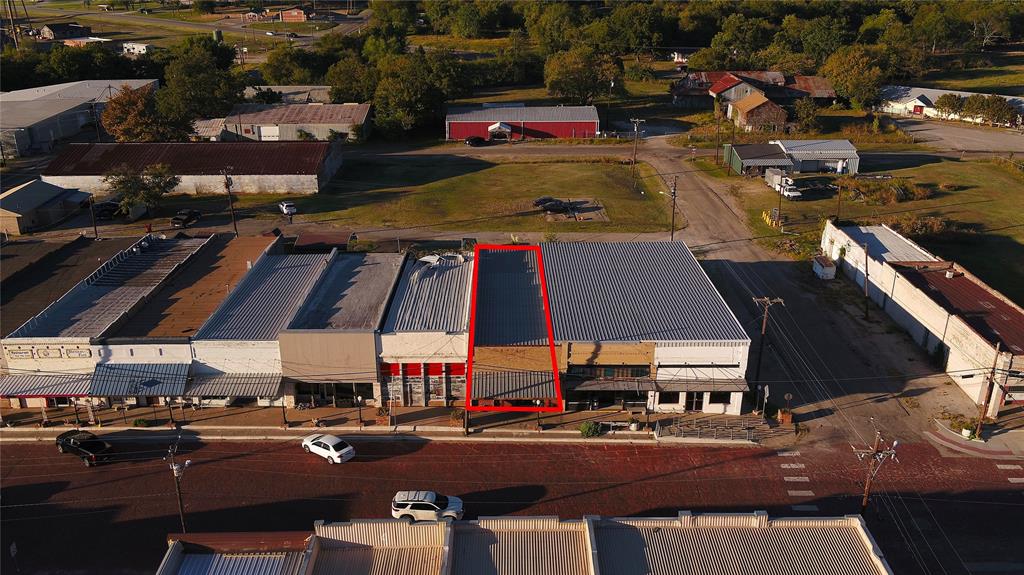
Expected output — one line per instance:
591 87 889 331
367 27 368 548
296 129 316 141
883 214 959 237
132 418 148 427
449 407 465 426
376 405 389 417
579 421 601 438
939 182 960 192
624 63 656 82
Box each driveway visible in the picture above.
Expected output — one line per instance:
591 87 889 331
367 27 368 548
895 118 1024 152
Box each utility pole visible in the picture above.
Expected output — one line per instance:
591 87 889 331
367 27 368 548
835 184 843 222
630 118 645 194
862 242 870 320
853 425 899 515
974 342 1002 439
752 297 784 382
89 194 99 239
668 176 678 241
221 167 238 236
164 435 191 533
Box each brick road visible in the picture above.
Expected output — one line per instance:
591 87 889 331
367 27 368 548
2 437 1022 574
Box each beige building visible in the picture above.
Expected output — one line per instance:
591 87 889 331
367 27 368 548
0 180 89 236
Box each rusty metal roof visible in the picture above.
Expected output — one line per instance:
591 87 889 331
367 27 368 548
732 92 775 114
43 142 334 176
708 73 743 95
228 103 370 126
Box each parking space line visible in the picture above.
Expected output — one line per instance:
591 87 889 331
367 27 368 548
777 451 801 457
791 504 819 511
784 476 810 482
780 463 806 469
787 490 815 497
997 464 1022 470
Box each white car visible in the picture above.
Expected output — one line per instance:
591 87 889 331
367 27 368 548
391 490 464 522
301 434 355 464
779 186 803 200
279 201 297 215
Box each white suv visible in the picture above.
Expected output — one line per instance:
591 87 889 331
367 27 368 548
279 201 297 215
391 490 464 522
301 434 355 464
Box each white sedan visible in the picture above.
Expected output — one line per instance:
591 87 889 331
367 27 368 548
301 434 355 464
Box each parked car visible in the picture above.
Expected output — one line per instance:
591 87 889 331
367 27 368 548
779 186 803 201
170 209 201 229
542 200 573 214
265 31 275 36
139 8 151 13
301 434 355 464
279 201 297 215
532 196 557 207
93 201 120 220
464 136 487 147
286 32 298 38
391 490 464 522
55 430 113 467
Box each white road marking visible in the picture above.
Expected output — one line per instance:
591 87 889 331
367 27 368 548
777 451 801 457
791 504 819 511
1008 478 1024 484
996 464 1022 470
784 476 810 482
781 463 806 469
787 490 815 497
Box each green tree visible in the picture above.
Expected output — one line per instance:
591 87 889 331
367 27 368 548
961 93 988 120
425 48 467 99
169 36 236 70
912 4 953 53
982 94 1015 126
498 27 533 84
250 87 283 104
607 2 669 62
103 163 180 213
451 2 483 39
156 42 244 122
821 44 884 108
101 84 191 142
709 13 774 68
261 47 318 85
369 0 416 33
193 0 215 13
423 0 457 33
527 2 579 55
794 97 820 133
325 54 379 103
801 16 850 65
858 8 901 44
933 93 964 119
543 45 620 105
373 54 443 135
0 46 49 90
362 30 407 64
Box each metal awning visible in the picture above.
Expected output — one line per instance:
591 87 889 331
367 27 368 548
90 363 189 397
487 122 512 133
0 373 92 397
569 377 748 393
471 370 558 400
187 373 282 397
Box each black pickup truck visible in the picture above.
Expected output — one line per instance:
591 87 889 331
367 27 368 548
55 431 113 467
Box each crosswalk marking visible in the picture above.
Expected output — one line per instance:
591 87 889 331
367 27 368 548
1008 478 1024 484
784 476 810 482
781 463 806 469
996 464 1022 470
777 451 801 457
787 490 815 497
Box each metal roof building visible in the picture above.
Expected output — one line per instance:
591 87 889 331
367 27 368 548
473 249 550 347
539 242 749 344
289 253 405 331
157 532 311 575
383 255 473 334
0 180 89 236
244 85 332 104
770 139 860 175
156 513 894 575
469 370 558 401
196 251 332 341
724 143 793 175
833 225 937 263
446 106 600 140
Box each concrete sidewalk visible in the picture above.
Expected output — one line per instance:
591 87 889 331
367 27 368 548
924 419 1024 460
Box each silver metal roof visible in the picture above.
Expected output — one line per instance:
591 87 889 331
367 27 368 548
473 249 549 346
7 236 209 339
539 242 750 343
771 139 859 159
452 518 588 575
838 225 938 263
90 362 189 397
470 370 558 400
0 373 92 397
187 373 282 397
288 253 404 331
177 552 305 575
447 106 599 124
383 255 473 333
0 180 87 216
881 85 1024 111
196 253 332 341
1 79 157 102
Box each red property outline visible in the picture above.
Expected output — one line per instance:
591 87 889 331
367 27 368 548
465 244 563 413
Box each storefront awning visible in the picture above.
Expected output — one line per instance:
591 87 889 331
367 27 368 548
471 370 558 400
90 363 189 397
568 377 748 393
487 122 513 133
187 373 282 397
0 373 92 397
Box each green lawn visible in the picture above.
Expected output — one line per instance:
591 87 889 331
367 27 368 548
167 159 671 234
710 158 1024 304
407 34 511 54
919 51 1024 96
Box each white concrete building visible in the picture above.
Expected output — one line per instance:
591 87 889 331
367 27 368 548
821 221 1024 415
879 85 1024 125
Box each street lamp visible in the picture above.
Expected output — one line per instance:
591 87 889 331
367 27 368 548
356 395 363 428
534 399 542 432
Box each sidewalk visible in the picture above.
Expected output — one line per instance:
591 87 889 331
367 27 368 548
925 419 1024 460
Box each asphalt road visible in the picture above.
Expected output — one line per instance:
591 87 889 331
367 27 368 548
1 438 1021 574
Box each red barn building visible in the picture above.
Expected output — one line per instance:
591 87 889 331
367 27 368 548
278 5 310 22
445 106 600 141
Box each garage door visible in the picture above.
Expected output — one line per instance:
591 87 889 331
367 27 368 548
258 125 280 141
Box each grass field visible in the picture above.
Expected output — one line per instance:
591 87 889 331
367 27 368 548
407 34 511 54
168 158 671 234
919 51 1024 96
704 158 1024 303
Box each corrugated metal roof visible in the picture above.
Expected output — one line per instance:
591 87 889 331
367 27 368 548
0 179 82 216
0 373 92 397
177 552 304 575
228 103 370 126
187 373 282 397
571 377 747 392
288 253 404 331
452 518 588 575
312 520 444 575
593 515 888 575
7 236 209 338
470 370 558 400
771 139 859 159
540 242 750 343
838 226 938 263
880 85 1024 111
196 253 331 341
708 73 743 95
90 362 189 397
473 249 549 346
244 85 331 104
731 92 773 114
730 143 791 164
383 255 472 333
447 106 599 124
1 79 158 102
42 142 334 177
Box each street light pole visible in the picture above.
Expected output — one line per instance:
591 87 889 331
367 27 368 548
356 395 363 428
630 118 645 194
534 399 542 432
222 167 238 236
